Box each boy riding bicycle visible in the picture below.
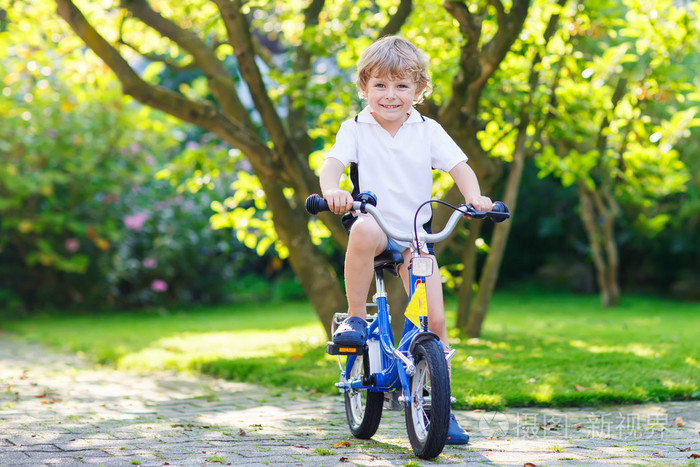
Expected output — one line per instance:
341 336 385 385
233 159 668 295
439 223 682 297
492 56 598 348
319 36 493 444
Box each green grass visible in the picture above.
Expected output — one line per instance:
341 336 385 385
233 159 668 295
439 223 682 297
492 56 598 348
3 291 699 409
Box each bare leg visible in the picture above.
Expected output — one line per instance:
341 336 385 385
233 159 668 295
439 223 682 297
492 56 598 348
398 251 448 344
344 216 388 319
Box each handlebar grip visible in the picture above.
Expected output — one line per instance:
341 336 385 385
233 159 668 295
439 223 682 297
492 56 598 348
305 194 329 215
490 201 510 223
463 201 511 222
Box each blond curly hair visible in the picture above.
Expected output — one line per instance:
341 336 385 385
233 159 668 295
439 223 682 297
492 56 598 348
355 36 432 104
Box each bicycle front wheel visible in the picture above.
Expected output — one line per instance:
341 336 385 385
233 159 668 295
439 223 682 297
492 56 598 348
405 340 450 459
344 355 383 439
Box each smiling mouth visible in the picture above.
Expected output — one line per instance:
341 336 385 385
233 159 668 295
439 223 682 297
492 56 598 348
381 104 401 109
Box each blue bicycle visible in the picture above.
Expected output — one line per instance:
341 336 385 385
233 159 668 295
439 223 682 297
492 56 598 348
306 192 509 458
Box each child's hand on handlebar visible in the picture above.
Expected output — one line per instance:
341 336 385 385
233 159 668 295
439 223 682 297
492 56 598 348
322 189 355 214
464 195 493 217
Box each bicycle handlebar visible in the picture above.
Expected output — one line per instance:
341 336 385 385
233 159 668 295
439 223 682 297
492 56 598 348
305 193 510 244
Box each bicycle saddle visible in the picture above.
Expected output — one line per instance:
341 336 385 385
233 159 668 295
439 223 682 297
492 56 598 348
373 249 404 277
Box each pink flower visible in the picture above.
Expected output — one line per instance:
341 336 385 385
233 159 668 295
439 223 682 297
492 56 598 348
142 258 157 269
151 280 168 292
64 238 80 253
123 212 149 231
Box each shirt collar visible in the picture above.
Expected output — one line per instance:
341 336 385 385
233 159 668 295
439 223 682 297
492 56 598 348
356 106 424 125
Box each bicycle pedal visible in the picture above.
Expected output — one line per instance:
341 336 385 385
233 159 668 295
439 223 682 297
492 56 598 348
326 342 364 356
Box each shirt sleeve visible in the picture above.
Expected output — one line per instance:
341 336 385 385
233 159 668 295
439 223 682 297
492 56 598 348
326 119 358 166
430 122 468 172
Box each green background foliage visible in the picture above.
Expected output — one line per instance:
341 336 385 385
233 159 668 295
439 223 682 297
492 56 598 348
1 0 699 315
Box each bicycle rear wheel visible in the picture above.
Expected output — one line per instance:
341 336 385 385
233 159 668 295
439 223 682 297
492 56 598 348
344 355 383 438
405 340 450 459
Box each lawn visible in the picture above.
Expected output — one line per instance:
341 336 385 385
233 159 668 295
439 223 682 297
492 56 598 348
3 290 699 410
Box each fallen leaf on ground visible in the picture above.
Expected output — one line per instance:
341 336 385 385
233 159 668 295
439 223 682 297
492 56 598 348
333 441 351 448
339 457 349 462
539 421 562 431
678 447 691 452
524 463 537 467
652 452 665 458
573 384 588 391
674 417 685 427
689 454 700 459
572 422 585 430
238 428 246 436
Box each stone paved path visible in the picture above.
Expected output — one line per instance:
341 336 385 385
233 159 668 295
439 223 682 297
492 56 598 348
1 331 698 466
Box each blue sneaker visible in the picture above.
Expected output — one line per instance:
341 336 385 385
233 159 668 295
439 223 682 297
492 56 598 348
446 413 470 445
332 316 368 346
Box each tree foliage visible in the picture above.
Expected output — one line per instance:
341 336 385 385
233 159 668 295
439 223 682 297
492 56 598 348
0 1 275 312
534 0 699 306
2 0 697 332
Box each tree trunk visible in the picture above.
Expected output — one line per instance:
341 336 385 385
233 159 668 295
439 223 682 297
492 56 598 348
54 0 347 338
466 115 527 336
459 0 567 336
455 221 482 330
577 182 619 307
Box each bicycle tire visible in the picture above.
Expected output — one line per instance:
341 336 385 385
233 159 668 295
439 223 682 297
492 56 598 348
344 355 383 438
405 339 450 459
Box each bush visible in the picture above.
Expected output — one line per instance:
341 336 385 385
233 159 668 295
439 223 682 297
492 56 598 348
0 35 281 313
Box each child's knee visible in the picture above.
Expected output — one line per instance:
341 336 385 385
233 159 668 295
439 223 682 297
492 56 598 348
348 218 385 250
429 313 446 332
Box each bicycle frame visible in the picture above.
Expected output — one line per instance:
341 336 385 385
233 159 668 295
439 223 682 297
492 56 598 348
305 192 508 456
339 247 442 405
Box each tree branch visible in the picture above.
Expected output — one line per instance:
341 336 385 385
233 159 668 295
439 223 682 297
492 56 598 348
378 0 413 38
116 37 199 72
442 1 482 122
214 0 325 212
488 0 506 26
213 0 294 159
54 0 279 182
595 78 628 158
472 0 530 109
120 0 253 128
287 0 325 154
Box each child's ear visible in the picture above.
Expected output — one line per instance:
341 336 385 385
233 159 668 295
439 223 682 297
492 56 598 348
359 89 367 99
413 84 427 102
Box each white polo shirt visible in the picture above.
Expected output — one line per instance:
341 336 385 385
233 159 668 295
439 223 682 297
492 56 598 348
326 106 467 245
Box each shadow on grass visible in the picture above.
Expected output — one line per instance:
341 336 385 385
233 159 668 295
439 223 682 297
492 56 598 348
4 291 700 409
193 345 338 395
448 292 700 409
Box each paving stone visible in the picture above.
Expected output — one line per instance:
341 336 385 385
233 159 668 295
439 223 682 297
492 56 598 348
1 334 699 466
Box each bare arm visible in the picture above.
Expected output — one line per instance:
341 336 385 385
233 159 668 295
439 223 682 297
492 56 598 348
449 161 493 211
320 157 355 214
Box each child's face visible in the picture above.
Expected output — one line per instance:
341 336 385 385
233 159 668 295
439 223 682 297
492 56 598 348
363 75 424 129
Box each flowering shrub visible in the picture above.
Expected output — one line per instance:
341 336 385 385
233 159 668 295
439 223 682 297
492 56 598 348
0 24 278 313
102 180 268 308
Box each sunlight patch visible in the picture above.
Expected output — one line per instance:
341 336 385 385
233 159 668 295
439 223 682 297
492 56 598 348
568 340 661 358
